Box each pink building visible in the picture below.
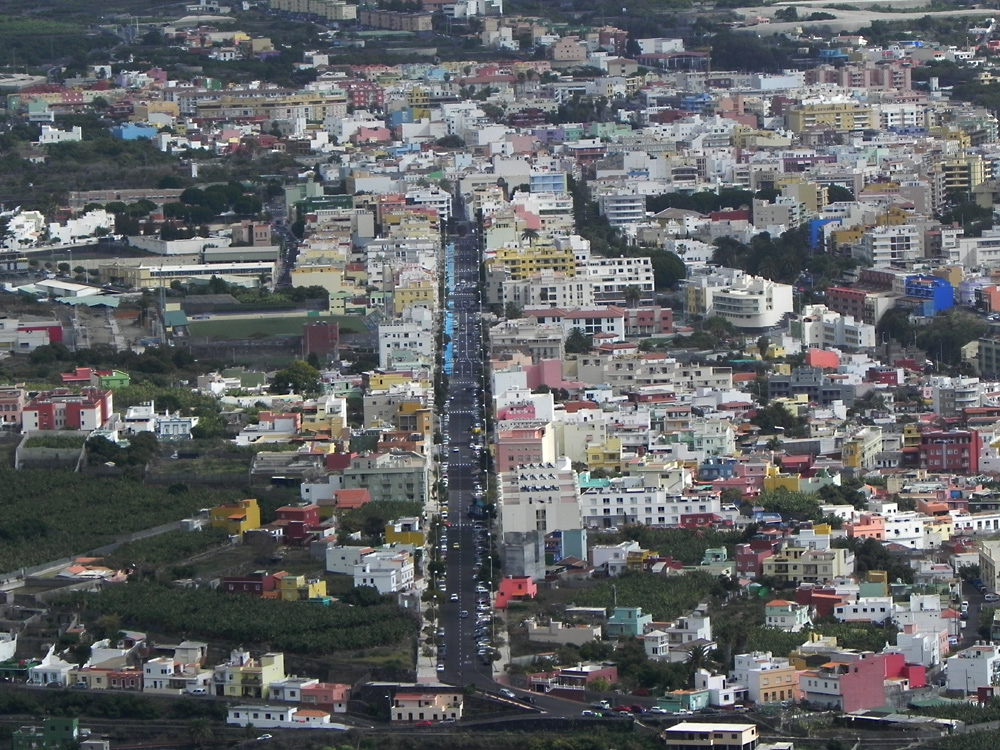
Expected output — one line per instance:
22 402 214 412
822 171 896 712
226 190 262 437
846 513 886 540
800 651 925 712
301 682 351 713
495 425 552 473
495 576 538 609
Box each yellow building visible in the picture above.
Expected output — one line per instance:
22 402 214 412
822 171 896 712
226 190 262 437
367 371 430 390
216 651 285 699
491 244 576 281
408 87 431 120
131 101 180 122
290 264 350 298
587 437 625 474
276 573 327 602
393 278 437 315
842 427 883 470
396 400 433 438
210 499 261 537
385 516 425 546
786 102 874 133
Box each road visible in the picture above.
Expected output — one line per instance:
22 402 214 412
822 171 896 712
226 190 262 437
431 210 592 721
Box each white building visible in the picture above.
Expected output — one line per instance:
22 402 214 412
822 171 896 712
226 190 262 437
227 705 347 730
946 642 1000 695
352 549 415 594
799 304 876 349
502 270 595 310
707 274 794 330
498 458 582 536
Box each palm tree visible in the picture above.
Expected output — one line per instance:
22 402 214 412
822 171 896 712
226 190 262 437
520 227 540 246
685 643 718 673
623 284 642 308
188 718 214 748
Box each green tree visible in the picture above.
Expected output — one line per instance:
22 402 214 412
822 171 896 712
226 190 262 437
565 327 593 354
520 227 540 246
504 301 523 320
270 360 320 395
187 718 214 748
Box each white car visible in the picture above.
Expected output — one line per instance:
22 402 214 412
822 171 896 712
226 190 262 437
986 593 1000 602
499 688 516 699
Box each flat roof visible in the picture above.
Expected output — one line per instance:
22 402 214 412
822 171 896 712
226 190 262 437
664 722 757 733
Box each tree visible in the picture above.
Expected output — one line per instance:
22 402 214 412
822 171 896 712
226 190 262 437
504 301 523 320
565 327 593 354
757 335 771 359
341 585 386 606
623 284 643 308
520 228 540 246
187 718 214 748
271 360 321 395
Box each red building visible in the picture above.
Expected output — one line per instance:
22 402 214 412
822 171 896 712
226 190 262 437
22 387 112 431
735 542 774 579
623 307 673 337
826 287 868 323
919 430 981 474
342 80 385 111
800 651 925 712
223 570 278 597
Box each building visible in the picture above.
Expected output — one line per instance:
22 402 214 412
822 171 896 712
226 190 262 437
764 600 812 632
12 718 83 750
766 367 855 407
761 546 855 585
353 549 415 593
947 642 1000 694
21 387 112 431
800 651 923 711
341 451 430 504
661 722 758 750
706 275 794 330
786 101 874 133
213 650 285 699
498 459 582 536
391 691 463 723
919 430 981 475
209 499 261 537
730 652 799 704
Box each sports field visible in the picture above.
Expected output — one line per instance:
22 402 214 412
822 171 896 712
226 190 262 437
186 315 367 339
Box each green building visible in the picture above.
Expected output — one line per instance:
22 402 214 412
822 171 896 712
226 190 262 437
12 718 78 750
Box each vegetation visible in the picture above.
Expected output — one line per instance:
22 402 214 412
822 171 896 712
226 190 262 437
914 698 1000 725
70 582 419 653
338 500 424 541
0 468 242 572
23 435 87 449
186 315 366 339
101 527 231 572
0 689 224 721
931 730 1000 750
567 570 723 621
608 525 758 566
877 308 986 367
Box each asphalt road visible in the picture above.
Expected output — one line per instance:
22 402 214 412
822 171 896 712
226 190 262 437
432 214 595 720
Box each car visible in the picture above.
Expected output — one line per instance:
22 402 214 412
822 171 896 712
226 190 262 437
460 610 469 618
453 542 461 549
674 709 694 716
986 593 1000 602
961 611 969 620
581 710 598 717
630 705 646 714
69 682 88 689
648 707 669 714
591 701 611 710
961 600 970 613
414 720 433 727
255 735 273 741
948 635 960 646
612 706 632 713
499 688 516 699
449 593 459 602
438 718 456 725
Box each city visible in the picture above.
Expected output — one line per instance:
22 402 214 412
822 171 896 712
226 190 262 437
5 1 1000 750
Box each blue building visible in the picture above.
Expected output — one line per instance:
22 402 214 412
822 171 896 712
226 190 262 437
904 274 953 314
699 457 738 482
529 171 567 194
109 123 158 140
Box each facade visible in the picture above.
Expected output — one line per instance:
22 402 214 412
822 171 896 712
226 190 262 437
661 722 758 750
730 652 799 704
705 274 794 330
391 691 463 723
21 388 112 431
947 643 1000 694
764 600 812 632
498 459 582 536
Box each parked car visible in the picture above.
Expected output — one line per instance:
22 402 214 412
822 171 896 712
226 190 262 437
499 688 516 699
986 593 1000 602
581 710 598 717
649 707 670 714
414 720 433 727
